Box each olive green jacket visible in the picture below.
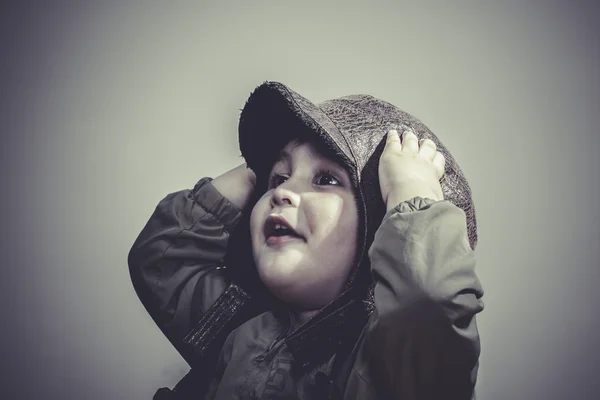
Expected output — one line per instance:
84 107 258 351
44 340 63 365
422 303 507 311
128 178 484 399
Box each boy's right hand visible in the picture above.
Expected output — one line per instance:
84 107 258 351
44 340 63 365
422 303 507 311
211 163 257 211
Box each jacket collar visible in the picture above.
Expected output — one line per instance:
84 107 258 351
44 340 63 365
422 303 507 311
284 288 373 369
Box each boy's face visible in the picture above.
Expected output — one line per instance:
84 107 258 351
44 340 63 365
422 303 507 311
250 140 359 311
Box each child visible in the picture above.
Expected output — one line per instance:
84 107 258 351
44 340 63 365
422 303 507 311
128 81 484 399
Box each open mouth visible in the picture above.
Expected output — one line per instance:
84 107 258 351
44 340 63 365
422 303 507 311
264 215 303 242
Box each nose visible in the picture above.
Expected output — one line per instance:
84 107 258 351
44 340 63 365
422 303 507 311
270 183 301 208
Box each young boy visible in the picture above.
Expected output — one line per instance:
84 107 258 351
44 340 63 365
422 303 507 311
128 81 484 399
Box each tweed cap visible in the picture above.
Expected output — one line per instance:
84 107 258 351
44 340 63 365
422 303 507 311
239 81 477 287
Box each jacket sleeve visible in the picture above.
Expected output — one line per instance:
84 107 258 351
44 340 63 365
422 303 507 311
127 177 242 365
363 197 484 400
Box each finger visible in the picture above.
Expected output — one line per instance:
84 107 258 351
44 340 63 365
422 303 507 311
433 151 446 178
401 130 419 153
418 138 437 161
386 129 401 146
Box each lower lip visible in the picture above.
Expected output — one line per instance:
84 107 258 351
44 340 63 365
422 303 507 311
266 235 303 245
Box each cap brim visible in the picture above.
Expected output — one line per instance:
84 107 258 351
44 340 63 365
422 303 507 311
238 81 356 189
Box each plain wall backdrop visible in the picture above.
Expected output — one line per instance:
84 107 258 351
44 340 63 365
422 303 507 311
1 1 599 399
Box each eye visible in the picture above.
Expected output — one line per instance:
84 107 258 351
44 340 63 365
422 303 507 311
315 171 341 186
268 173 288 189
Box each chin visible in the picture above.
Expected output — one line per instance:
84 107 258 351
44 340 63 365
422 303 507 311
255 250 304 281
257 262 296 292
257 268 332 310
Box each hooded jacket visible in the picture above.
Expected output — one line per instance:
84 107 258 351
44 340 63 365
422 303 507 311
128 82 484 399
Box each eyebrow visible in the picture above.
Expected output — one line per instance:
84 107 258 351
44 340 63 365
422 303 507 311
274 148 291 164
273 145 349 180
274 141 303 164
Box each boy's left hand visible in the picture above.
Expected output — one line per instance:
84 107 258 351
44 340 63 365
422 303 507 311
379 129 445 212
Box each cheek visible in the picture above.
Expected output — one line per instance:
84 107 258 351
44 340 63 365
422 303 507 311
249 196 268 241
306 196 346 238
317 197 359 257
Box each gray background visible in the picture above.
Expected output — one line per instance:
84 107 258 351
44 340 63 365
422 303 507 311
1 1 599 399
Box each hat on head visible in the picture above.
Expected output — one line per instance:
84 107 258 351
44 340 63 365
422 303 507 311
239 82 477 286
